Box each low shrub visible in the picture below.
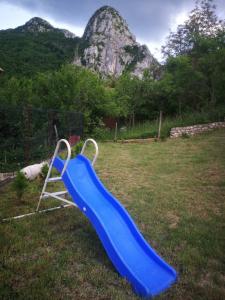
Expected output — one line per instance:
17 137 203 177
12 171 28 200
40 163 49 179
71 141 84 157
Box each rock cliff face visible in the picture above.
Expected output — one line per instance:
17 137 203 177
16 17 76 39
75 6 157 78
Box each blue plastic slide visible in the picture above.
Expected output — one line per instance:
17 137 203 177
53 154 177 298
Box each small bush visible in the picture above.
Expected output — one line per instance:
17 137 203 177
72 141 84 157
40 163 49 179
92 126 111 140
181 132 190 139
139 132 151 139
160 135 167 141
75 141 84 155
12 172 28 200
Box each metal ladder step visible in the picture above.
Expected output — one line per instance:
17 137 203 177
42 191 67 199
47 177 62 182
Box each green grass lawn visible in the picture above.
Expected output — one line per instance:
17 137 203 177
1 129 225 299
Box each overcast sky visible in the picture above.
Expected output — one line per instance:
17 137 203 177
0 0 225 60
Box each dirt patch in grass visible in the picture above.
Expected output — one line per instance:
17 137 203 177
167 211 180 229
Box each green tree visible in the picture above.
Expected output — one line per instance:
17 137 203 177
161 0 225 115
162 0 224 58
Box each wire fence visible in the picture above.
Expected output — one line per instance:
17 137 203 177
0 105 83 172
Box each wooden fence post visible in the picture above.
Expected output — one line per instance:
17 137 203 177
158 110 163 139
114 122 118 142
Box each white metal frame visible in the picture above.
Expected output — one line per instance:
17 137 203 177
36 139 75 212
2 204 72 222
2 138 99 222
81 138 99 166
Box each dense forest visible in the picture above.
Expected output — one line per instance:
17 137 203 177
0 0 225 137
0 30 80 77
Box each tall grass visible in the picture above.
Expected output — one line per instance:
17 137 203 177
93 109 225 141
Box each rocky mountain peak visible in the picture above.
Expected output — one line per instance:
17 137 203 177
83 6 135 44
16 17 76 38
18 17 54 33
76 6 157 78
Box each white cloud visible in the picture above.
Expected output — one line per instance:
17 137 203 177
138 38 163 62
138 10 189 62
170 10 189 31
48 19 84 37
0 2 34 29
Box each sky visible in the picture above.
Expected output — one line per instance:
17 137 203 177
0 0 225 61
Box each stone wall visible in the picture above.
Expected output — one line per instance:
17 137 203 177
0 172 15 187
170 122 225 138
0 172 15 181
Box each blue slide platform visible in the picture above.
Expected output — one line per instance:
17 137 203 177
53 154 177 298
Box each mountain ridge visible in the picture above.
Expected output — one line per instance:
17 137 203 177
0 6 158 78
15 17 76 39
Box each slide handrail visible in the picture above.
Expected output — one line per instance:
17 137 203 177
81 139 99 165
54 139 71 175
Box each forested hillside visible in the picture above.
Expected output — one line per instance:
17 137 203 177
0 7 158 79
0 30 80 77
0 0 225 129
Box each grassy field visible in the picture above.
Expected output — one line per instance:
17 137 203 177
0 129 225 299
